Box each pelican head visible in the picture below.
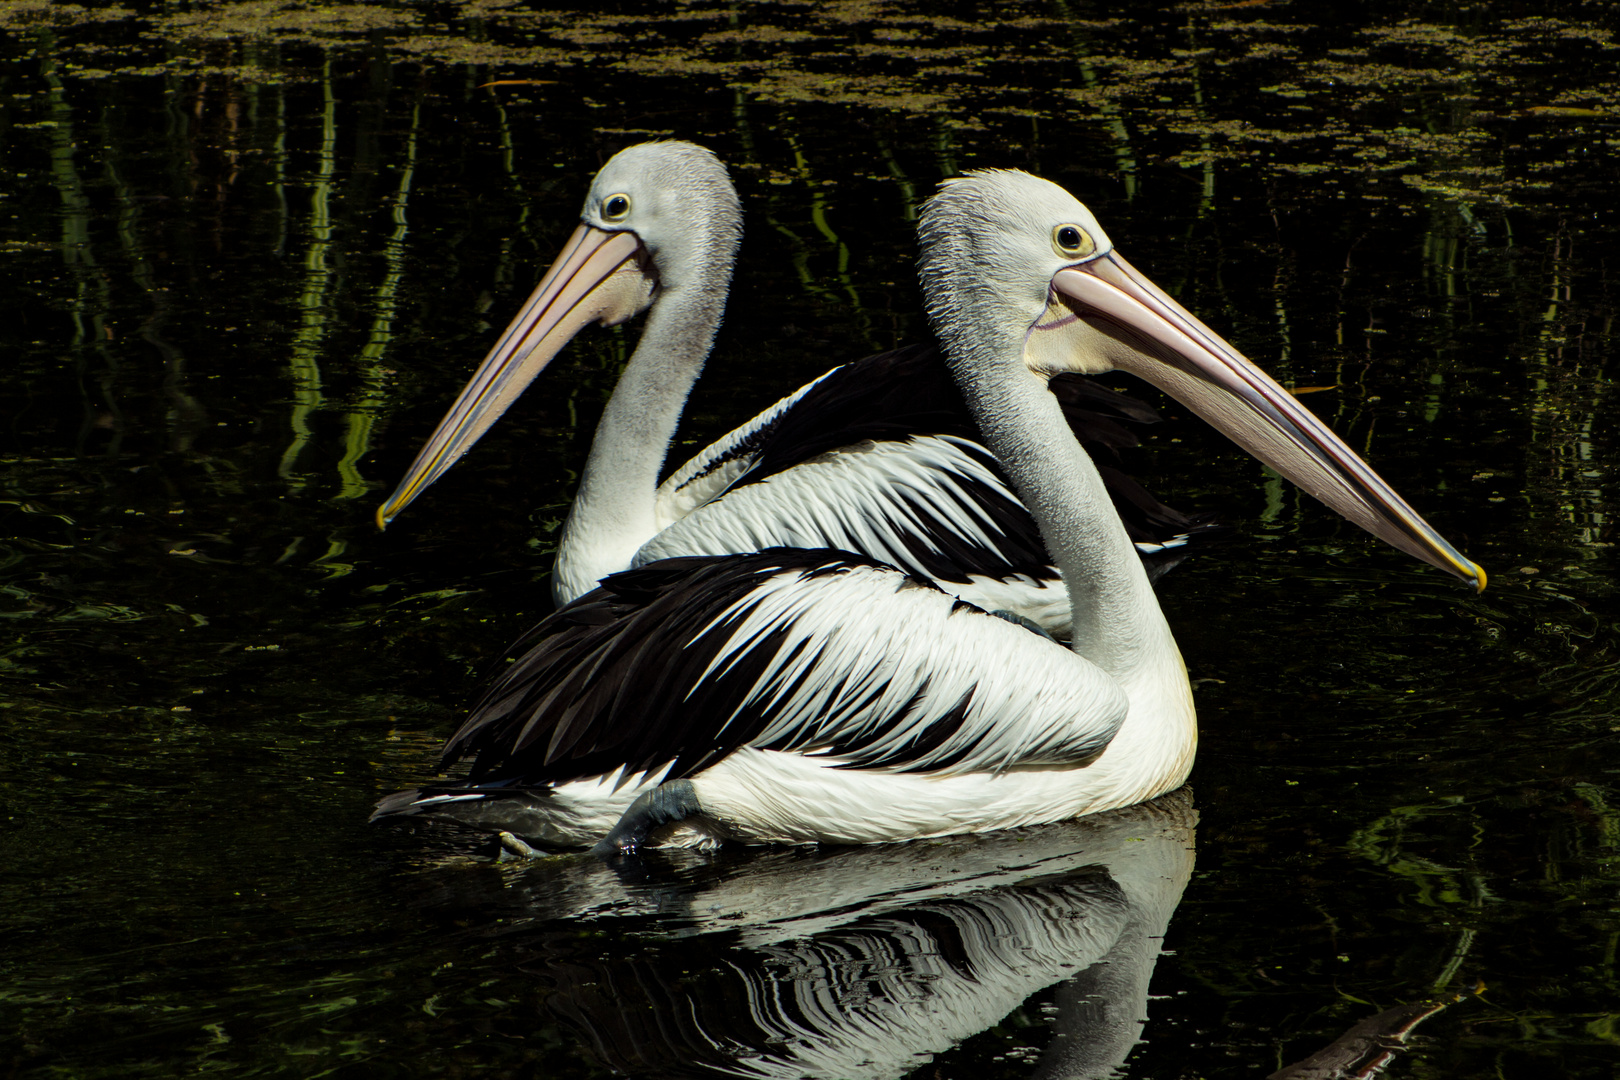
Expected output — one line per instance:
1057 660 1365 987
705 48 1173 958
376 141 741 528
919 170 1485 590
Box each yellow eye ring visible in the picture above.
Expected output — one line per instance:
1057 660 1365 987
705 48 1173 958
603 194 632 220
1052 224 1094 259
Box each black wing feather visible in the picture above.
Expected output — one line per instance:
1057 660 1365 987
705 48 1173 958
442 552 844 786
705 344 1219 551
436 549 1074 792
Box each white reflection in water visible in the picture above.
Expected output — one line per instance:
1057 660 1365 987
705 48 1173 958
469 790 1196 1079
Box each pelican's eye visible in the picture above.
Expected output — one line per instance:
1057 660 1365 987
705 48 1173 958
603 194 632 221
1052 224 1094 259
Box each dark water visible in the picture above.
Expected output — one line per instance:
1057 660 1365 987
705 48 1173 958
3 1 1619 1076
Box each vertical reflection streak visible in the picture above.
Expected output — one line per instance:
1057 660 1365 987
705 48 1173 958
1050 0 1138 200
337 83 423 501
273 74 289 257
40 30 121 460
785 131 871 347
279 53 337 489
482 78 539 296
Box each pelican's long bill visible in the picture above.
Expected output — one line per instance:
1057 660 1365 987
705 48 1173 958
1051 254 1485 591
375 225 652 529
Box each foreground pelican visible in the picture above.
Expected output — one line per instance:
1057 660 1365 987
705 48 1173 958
376 142 1213 636
374 170 1483 851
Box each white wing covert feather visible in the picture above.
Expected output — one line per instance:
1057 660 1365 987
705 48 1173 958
689 561 1127 775
641 436 1042 584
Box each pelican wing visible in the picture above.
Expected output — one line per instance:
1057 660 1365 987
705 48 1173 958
644 432 1214 590
651 365 842 529
722 344 1150 487
652 346 1219 570
441 549 1128 788
643 436 1049 585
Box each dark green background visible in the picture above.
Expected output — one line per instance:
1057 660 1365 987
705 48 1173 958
3 0 1618 1075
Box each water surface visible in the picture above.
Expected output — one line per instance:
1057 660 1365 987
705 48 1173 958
3 1 1619 1076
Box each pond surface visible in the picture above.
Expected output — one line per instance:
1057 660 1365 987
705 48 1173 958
3 0 1619 1076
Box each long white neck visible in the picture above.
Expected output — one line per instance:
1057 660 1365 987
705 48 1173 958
925 219 1196 805
553 271 728 604
962 353 1196 807
956 363 1169 681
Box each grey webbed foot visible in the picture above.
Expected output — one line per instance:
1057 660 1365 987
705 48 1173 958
592 779 702 859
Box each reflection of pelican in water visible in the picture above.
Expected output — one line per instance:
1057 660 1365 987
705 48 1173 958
374 170 1482 853
401 789 1468 1079
461 791 1197 1080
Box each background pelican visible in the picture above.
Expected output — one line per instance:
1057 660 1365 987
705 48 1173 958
376 141 1215 637
373 169 1483 853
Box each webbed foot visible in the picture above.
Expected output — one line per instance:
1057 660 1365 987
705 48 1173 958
497 831 542 859
592 780 702 859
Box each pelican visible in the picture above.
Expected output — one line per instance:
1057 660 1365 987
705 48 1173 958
376 141 1215 637
373 169 1483 852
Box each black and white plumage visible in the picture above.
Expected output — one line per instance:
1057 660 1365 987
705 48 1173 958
374 168 1483 851
375 142 1216 637
377 551 1188 850
378 549 1131 846
640 344 1215 585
